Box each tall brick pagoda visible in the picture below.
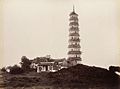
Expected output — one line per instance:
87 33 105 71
67 6 81 66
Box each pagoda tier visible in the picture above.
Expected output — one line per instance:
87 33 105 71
69 38 80 42
68 51 81 54
69 17 78 21
69 22 79 26
68 44 80 48
69 27 79 31
69 32 79 36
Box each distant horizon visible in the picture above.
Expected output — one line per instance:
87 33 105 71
1 0 120 68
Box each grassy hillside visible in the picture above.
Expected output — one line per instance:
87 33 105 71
3 64 120 89
48 64 120 88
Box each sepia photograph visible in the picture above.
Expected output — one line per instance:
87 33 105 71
0 0 120 89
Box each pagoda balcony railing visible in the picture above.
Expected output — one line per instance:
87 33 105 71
69 33 79 36
68 51 81 54
69 22 79 26
69 38 80 42
68 44 80 48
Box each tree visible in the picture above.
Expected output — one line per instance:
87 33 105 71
20 56 31 72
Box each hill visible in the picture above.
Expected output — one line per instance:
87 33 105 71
48 64 120 89
3 64 120 89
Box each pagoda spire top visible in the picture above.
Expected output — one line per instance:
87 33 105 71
73 5 75 12
69 6 78 17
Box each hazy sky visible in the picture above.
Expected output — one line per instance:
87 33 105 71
2 0 120 68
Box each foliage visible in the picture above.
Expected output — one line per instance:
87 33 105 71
1 67 6 72
20 56 31 72
10 65 24 74
109 66 120 72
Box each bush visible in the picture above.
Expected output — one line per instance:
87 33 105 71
109 66 120 72
1 67 6 72
10 65 24 74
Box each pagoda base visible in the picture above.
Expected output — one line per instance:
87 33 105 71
67 57 81 67
67 57 81 61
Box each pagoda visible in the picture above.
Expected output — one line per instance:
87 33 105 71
67 6 82 66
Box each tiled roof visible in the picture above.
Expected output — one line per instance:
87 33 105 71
68 51 81 54
31 57 65 64
69 11 78 16
68 44 80 48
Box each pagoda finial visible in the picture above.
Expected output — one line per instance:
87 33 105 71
73 5 75 12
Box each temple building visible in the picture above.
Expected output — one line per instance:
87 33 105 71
67 6 82 66
30 55 66 73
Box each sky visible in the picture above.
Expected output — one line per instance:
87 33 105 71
1 0 120 68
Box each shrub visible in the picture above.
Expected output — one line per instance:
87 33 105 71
109 66 120 72
1 67 6 72
10 65 24 74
